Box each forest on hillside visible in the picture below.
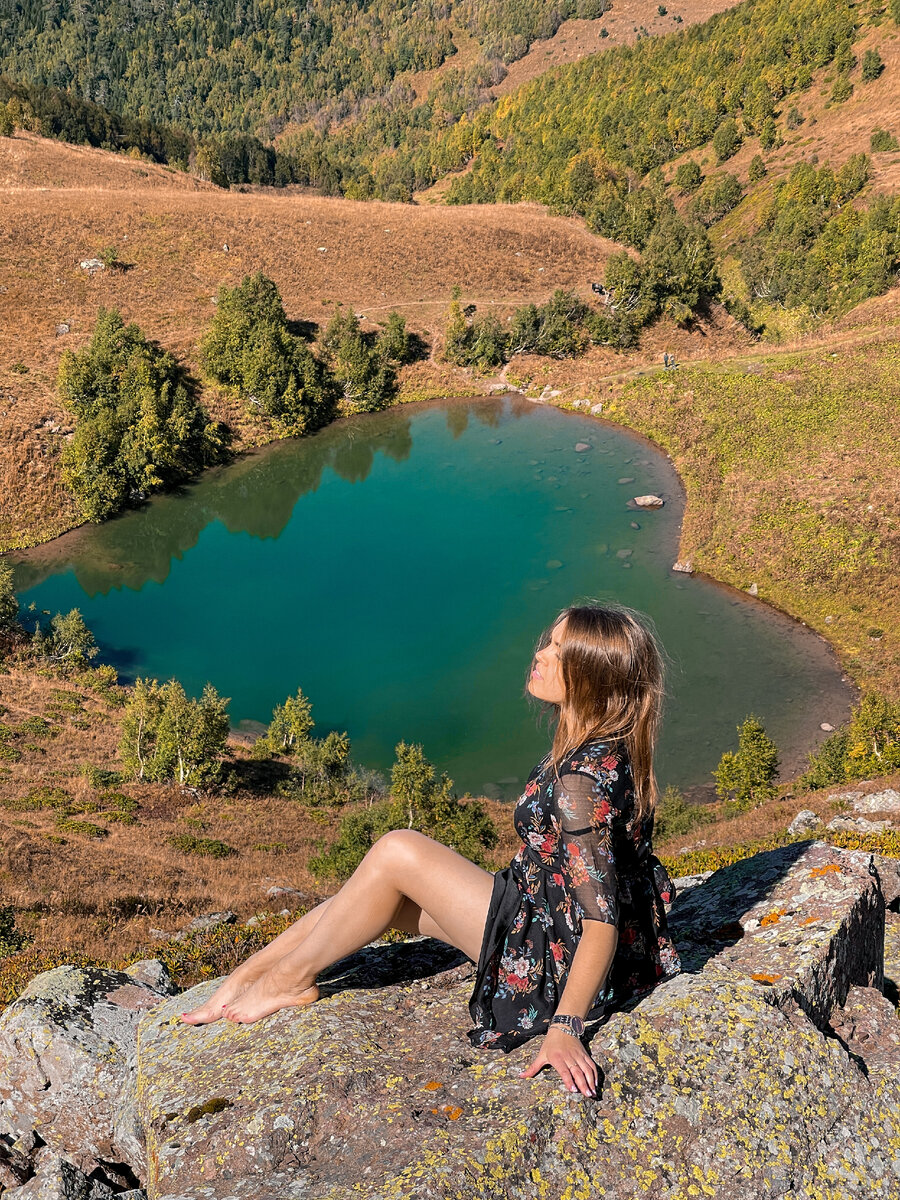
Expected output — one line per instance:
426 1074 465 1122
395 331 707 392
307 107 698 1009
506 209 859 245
2 0 900 327
0 0 608 139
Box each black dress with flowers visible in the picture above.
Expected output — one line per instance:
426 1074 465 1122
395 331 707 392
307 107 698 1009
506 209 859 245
467 737 682 1051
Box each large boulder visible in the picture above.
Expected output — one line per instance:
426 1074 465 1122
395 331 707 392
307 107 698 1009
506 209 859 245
0 966 171 1186
3 840 899 1199
131 840 899 1200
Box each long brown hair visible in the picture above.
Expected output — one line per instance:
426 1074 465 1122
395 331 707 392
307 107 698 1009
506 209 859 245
526 603 665 825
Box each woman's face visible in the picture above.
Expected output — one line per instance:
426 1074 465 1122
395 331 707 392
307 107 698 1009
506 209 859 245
528 616 567 704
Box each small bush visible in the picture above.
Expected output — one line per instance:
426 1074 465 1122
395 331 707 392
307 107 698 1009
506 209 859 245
800 729 849 790
830 76 853 103
167 834 237 858
674 160 702 193
54 816 108 838
17 716 52 738
80 765 122 788
653 785 715 841
748 154 767 182
862 49 884 82
871 128 899 152
0 907 29 959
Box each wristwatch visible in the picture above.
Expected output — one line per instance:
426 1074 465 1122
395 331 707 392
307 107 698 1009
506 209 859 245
549 1013 585 1038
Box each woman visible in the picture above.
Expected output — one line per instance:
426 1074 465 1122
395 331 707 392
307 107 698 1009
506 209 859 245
181 603 682 1099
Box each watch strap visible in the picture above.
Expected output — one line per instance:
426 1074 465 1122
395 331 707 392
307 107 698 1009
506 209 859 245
549 1013 585 1037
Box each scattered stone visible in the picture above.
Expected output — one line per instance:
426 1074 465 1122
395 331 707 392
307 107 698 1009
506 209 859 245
265 886 306 902
632 494 664 508
824 615 835 625
54 323 70 337
78 259 103 275
630 521 641 529
820 722 835 731
574 442 591 452
672 560 694 574
544 559 563 570
827 791 865 806
590 403 604 414
788 809 822 835
176 911 237 939
746 582 759 596
615 548 633 559
669 870 714 893
124 960 178 995
826 815 894 834
2 1156 117 1199
617 476 635 484
853 789 900 814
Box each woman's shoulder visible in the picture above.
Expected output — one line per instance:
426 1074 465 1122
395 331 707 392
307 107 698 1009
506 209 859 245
566 737 629 776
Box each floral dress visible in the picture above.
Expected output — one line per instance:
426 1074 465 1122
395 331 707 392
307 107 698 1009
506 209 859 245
467 737 682 1051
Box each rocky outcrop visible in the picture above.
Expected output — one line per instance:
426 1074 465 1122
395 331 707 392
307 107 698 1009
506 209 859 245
0 966 171 1189
2 839 900 1199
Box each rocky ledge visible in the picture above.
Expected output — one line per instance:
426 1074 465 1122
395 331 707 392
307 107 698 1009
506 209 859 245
2 839 900 1200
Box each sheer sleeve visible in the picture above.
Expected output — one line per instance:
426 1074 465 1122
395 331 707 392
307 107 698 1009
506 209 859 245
552 769 620 926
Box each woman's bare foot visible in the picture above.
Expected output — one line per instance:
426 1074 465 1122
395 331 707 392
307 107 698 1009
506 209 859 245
222 964 319 1024
180 969 261 1025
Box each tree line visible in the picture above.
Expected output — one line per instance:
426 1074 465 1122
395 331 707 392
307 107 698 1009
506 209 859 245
57 274 413 523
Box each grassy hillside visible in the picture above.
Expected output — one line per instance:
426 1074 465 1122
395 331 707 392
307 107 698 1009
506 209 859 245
0 129 719 551
1 659 897 1010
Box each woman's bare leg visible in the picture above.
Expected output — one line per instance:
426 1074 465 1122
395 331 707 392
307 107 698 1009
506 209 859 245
222 830 494 1024
180 896 336 1024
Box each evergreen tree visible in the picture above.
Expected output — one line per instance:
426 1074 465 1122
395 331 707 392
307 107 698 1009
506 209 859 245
712 118 741 163
861 49 883 82
59 307 227 521
310 740 497 879
201 273 333 433
674 160 702 193
714 715 780 806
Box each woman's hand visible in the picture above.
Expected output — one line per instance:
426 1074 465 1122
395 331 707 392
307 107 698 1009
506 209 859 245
518 1026 599 1096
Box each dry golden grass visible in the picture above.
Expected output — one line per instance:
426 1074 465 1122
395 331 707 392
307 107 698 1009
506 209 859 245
0 129 749 551
0 664 520 961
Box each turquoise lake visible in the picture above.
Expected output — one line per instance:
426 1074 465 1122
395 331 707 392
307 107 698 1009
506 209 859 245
11 395 853 800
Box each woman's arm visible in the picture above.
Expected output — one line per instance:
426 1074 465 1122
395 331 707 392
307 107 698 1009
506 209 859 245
519 920 617 1096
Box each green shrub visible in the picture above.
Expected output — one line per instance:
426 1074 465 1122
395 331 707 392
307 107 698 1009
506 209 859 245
311 740 497 880
714 715 780 808
712 118 742 163
54 816 108 838
0 907 29 960
59 307 229 522
748 154 767 182
871 127 899 152
674 160 702 193
167 834 236 858
80 764 122 788
830 76 853 103
0 562 18 631
653 785 715 841
862 49 884 82
800 729 849 790
17 716 52 739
